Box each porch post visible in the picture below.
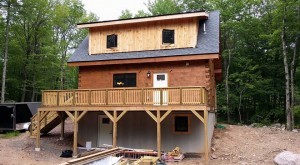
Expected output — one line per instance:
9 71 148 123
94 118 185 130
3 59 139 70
73 111 78 157
113 110 117 148
157 110 161 159
35 111 41 151
58 112 65 140
204 110 209 163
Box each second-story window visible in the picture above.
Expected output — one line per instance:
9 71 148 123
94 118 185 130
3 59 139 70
162 29 175 44
107 34 118 48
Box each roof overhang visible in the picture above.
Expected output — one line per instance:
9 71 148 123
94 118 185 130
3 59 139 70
77 11 209 29
68 53 220 67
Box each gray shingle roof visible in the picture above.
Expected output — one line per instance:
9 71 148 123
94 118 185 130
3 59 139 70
68 11 220 63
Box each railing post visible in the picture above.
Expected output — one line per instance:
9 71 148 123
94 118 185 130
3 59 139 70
106 89 108 105
88 90 91 105
72 90 76 106
180 87 182 105
123 89 126 105
141 88 144 105
160 88 163 105
57 91 60 106
41 91 44 106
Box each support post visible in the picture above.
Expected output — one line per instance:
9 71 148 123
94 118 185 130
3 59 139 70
73 111 78 157
204 110 209 164
113 110 117 148
157 110 161 159
60 113 65 140
35 111 41 151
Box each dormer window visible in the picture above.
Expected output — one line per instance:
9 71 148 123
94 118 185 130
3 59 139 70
162 29 174 44
107 34 118 48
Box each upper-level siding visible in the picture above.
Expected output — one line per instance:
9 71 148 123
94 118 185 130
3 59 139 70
89 18 199 54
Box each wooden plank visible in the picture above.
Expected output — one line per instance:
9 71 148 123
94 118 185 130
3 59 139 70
65 111 75 122
77 12 208 28
103 110 114 122
157 110 161 159
191 109 205 123
160 110 172 122
113 110 117 148
73 111 78 156
39 105 209 111
204 110 209 164
76 111 88 122
116 111 127 122
145 110 157 122
35 111 41 151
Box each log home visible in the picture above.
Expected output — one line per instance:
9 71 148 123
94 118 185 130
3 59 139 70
31 11 221 161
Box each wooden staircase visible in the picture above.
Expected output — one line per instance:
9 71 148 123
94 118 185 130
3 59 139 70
30 111 68 138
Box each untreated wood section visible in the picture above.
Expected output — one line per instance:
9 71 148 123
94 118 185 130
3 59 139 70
41 86 208 108
88 18 199 54
60 148 123 165
77 12 208 29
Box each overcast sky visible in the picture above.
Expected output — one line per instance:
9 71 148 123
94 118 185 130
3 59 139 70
81 0 150 21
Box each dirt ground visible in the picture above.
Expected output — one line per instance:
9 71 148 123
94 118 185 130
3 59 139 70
0 120 299 165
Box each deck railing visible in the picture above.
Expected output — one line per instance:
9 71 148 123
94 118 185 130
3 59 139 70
41 86 208 107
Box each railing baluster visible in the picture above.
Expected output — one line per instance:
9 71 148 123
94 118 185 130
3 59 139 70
57 91 60 106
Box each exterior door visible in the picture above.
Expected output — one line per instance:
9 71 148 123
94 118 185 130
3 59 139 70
153 73 168 105
98 115 112 147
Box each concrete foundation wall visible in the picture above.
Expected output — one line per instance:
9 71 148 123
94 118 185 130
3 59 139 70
78 111 215 153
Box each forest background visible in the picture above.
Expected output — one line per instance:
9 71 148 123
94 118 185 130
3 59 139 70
0 0 299 129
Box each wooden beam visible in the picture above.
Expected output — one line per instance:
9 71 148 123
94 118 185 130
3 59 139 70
39 105 208 111
103 110 114 122
116 111 127 122
73 111 78 157
65 111 75 122
160 110 172 122
156 110 161 159
145 110 157 122
113 110 117 148
77 111 88 122
204 110 209 164
77 12 208 29
191 109 205 123
68 54 220 67
35 111 41 151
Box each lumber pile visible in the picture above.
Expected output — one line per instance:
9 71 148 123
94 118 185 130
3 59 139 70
133 156 159 165
163 147 184 162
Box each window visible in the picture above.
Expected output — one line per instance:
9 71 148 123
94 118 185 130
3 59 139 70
102 118 110 124
107 34 118 48
174 115 190 133
157 74 165 81
162 29 175 44
113 73 136 87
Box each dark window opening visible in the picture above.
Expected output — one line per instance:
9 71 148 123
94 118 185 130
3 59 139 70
157 75 165 81
113 73 136 87
162 29 175 44
102 118 110 124
107 34 118 48
174 116 189 132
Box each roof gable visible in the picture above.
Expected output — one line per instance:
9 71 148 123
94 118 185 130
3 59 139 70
68 11 220 64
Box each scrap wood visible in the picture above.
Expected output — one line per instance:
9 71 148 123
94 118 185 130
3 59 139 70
133 156 159 165
59 148 122 165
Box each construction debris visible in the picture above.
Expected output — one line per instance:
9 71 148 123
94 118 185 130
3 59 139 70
163 147 184 162
133 156 159 165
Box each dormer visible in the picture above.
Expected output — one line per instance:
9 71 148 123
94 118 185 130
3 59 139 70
77 11 209 55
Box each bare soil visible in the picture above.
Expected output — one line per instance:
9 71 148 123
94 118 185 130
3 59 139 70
0 121 299 165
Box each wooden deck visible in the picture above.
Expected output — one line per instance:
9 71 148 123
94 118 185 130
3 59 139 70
41 86 209 110
35 86 211 162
